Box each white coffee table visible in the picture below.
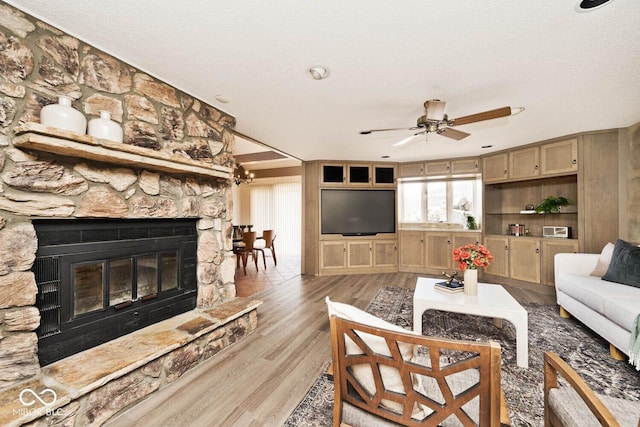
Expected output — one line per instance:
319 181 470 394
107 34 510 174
413 277 529 368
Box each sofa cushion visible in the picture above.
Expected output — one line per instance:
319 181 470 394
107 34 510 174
590 242 615 277
602 239 640 288
604 296 640 332
556 274 640 319
549 387 640 427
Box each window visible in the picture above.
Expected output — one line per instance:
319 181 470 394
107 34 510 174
398 177 482 228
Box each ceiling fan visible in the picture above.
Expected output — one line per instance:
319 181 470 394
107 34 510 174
360 99 524 146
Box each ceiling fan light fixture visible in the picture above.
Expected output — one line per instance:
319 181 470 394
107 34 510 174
424 99 447 121
511 107 525 116
307 66 330 80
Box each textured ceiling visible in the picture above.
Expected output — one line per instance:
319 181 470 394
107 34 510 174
6 0 640 165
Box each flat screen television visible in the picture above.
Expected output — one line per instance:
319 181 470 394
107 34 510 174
321 189 396 236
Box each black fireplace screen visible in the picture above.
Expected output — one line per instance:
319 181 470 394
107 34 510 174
32 219 198 365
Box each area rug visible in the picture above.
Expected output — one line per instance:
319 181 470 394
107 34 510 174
285 286 640 426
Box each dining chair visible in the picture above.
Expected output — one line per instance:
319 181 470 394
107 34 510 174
254 229 277 268
235 231 258 275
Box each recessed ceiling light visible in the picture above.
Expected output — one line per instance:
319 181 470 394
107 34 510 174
577 0 613 11
481 145 493 149
307 66 330 80
381 155 390 159
215 94 231 103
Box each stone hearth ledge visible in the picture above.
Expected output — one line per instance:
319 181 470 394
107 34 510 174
0 297 262 427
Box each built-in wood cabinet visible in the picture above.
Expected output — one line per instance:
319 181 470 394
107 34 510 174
483 235 578 286
398 158 479 178
483 139 578 183
321 162 396 186
320 238 397 274
540 139 578 175
398 230 480 274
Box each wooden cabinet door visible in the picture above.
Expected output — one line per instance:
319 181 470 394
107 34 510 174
541 239 579 286
347 164 372 186
373 240 397 267
321 163 345 185
347 241 373 268
424 233 452 270
509 147 540 180
451 158 480 174
424 161 450 175
320 241 346 269
399 163 424 178
373 165 396 186
540 139 578 175
484 236 509 277
509 238 541 283
482 153 509 183
399 232 425 268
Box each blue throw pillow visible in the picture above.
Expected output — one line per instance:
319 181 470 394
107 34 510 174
602 239 640 288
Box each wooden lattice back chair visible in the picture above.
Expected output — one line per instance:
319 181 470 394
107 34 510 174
329 315 507 427
543 351 640 427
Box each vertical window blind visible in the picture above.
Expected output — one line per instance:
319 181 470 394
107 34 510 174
249 180 301 257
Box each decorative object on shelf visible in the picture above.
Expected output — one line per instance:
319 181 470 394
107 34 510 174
543 226 571 239
466 215 478 230
535 196 572 214
525 204 535 211
40 95 87 134
234 164 254 185
88 110 123 142
452 243 493 296
510 223 526 236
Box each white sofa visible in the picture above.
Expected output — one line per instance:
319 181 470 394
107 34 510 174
554 251 640 358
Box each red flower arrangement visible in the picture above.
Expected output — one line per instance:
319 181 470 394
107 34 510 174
452 243 494 271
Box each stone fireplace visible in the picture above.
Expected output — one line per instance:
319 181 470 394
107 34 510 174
0 4 262 425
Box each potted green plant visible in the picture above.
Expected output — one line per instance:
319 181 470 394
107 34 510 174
535 196 572 213
466 215 478 230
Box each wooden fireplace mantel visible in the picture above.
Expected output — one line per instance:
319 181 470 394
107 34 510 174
13 123 233 181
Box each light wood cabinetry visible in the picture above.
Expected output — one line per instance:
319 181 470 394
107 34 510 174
484 236 509 278
541 239 579 285
482 153 509 183
509 146 540 180
483 139 578 184
398 158 479 178
399 231 425 268
373 240 398 267
320 238 397 273
509 238 541 283
540 139 578 175
321 162 396 186
320 241 347 270
399 230 480 274
484 235 578 286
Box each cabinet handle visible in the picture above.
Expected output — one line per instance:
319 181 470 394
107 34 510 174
447 240 451 244
420 240 424 244
572 159 577 164
504 245 509 250
504 170 508 175
535 165 539 170
536 248 540 254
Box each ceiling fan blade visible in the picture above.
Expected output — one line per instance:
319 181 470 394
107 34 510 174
392 131 426 146
450 106 512 126
439 127 470 140
424 99 446 121
360 126 421 135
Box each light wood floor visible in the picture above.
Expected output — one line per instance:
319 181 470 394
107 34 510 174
106 272 555 427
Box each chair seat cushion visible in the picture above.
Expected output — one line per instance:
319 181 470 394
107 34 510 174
549 387 640 427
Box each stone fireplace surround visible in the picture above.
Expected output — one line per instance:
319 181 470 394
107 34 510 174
0 4 263 425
